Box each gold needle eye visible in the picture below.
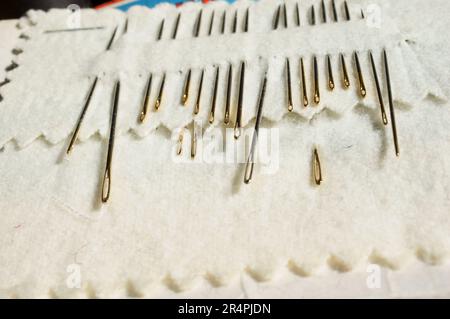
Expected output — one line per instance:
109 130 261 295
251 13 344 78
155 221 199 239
300 57 309 107
191 122 197 159
234 61 245 139
139 73 152 123
353 51 366 97
273 4 281 29
181 69 191 106
340 53 350 88
296 2 301 26
244 7 249 32
286 57 293 112
332 0 338 22
327 54 335 90
154 73 165 111
208 11 215 36
67 76 98 154
172 13 181 39
313 56 320 104
369 51 388 125
101 80 120 203
194 9 202 37
283 3 288 28
209 66 220 124
313 148 323 185
224 63 232 124
232 10 238 33
321 0 327 23
157 19 164 40
344 0 351 21
106 26 118 51
244 72 267 184
194 69 204 115
310 5 315 25
176 129 184 155
383 49 399 157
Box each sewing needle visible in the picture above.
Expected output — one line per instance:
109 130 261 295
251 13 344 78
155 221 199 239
234 61 245 139
209 66 220 124
157 19 165 40
194 9 202 37
313 56 320 104
176 129 184 155
244 7 249 32
340 53 350 88
221 11 226 34
44 26 105 33
105 26 118 50
224 63 232 124
208 11 215 35
181 69 191 106
191 122 197 158
273 4 281 29
67 76 98 154
101 80 120 203
321 0 327 23
172 12 181 39
344 0 351 21
354 51 366 97
244 72 267 184
383 49 399 156
139 73 152 123
194 69 204 115
313 148 323 185
286 57 294 112
368 51 388 125
300 57 309 107
327 54 335 90
154 73 165 111
332 0 338 22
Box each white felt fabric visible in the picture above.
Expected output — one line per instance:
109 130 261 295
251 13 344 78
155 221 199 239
0 0 444 148
1 0 450 298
